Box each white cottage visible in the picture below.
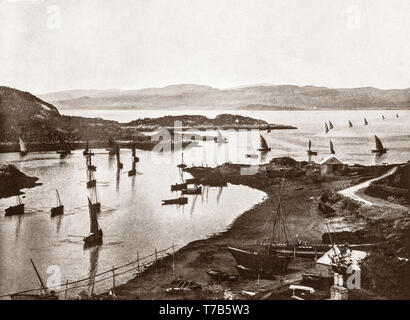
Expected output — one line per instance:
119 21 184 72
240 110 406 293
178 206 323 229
319 154 345 175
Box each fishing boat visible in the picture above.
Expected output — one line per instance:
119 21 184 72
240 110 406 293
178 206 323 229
89 187 101 213
5 196 24 216
328 121 334 130
83 197 103 247
364 118 368 125
329 140 335 154
11 259 58 300
181 185 202 195
228 178 291 276
171 168 187 191
19 137 28 156
86 152 96 171
50 190 64 217
86 170 96 188
257 134 271 152
382 115 385 120
396 113 399 118
214 129 228 143
115 144 123 169
324 122 329 133
306 140 317 156
348 120 353 128
177 152 187 169
372 135 387 154
56 136 71 157
83 141 94 156
162 197 188 205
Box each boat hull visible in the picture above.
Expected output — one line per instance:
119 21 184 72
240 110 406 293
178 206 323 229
87 180 96 188
83 229 103 247
171 183 187 191
372 149 387 154
162 197 188 205
181 187 202 195
257 148 271 152
50 205 64 217
11 293 59 300
5 204 25 217
307 151 318 156
228 246 290 274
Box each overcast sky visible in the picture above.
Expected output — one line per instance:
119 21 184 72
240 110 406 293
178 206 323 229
1 0 409 93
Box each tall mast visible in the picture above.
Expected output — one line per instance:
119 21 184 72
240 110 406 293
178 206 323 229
30 258 47 294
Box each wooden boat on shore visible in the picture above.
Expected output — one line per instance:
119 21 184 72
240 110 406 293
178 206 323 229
257 134 271 152
83 197 103 247
372 135 387 154
306 140 317 156
348 120 353 128
5 196 24 216
228 178 291 276
324 122 329 133
50 190 64 217
11 259 58 300
162 197 188 205
19 137 28 156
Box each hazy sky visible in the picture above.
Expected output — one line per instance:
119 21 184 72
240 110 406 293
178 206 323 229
1 0 409 93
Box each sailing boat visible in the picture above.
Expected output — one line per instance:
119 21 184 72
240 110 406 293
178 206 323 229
348 120 353 128
181 185 202 195
214 129 228 143
128 143 139 176
177 152 187 169
372 135 387 154
364 118 368 125
330 140 335 154
324 122 329 133
329 121 334 130
257 134 271 152
396 113 399 118
83 197 103 247
106 138 116 155
50 190 64 217
382 115 385 120
171 168 187 191
116 144 123 169
83 141 94 156
87 152 96 171
10 259 58 300
306 140 317 156
5 196 24 216
86 170 96 188
19 137 28 156
228 178 291 275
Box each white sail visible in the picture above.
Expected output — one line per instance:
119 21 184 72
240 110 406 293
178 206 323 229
19 137 27 152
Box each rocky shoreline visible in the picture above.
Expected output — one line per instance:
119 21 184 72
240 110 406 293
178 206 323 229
0 164 40 199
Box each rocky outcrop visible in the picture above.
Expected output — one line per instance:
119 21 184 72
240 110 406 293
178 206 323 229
0 164 40 198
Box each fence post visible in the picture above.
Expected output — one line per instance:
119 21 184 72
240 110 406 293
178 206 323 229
64 279 69 300
112 266 116 299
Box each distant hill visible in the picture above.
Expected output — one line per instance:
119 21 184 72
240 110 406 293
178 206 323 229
39 84 410 110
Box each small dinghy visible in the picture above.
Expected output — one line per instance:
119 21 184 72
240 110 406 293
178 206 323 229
50 190 64 217
5 196 24 217
162 197 188 205
372 135 387 154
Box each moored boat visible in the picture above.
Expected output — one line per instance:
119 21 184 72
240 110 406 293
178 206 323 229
50 190 64 217
372 135 387 154
348 120 353 128
162 197 188 205
5 196 24 217
364 118 368 125
83 197 103 247
177 152 187 169
181 186 202 195
328 121 334 129
257 134 271 152
324 122 329 133
306 140 317 156
214 129 228 143
19 137 28 156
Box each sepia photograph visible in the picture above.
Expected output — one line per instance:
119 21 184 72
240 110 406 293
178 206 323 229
0 0 409 308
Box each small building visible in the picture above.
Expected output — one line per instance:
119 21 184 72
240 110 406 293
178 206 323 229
319 154 345 175
316 246 368 278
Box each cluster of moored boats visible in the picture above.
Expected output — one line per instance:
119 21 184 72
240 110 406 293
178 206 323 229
5 140 141 248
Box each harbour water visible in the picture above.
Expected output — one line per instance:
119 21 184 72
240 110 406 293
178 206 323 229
1 109 409 297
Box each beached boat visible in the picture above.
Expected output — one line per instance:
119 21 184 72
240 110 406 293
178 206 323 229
11 259 58 300
306 140 317 156
364 118 368 125
162 197 188 205
177 152 187 169
83 197 103 247
348 120 353 128
181 186 202 195
328 121 334 129
19 137 28 156
228 178 291 275
5 196 24 217
324 122 329 133
330 140 335 154
372 135 387 154
50 190 64 217
258 134 271 152
214 129 228 143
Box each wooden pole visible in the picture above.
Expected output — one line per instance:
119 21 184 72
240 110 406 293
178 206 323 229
172 244 175 279
91 273 95 298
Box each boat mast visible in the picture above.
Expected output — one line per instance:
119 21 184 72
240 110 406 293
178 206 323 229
30 258 48 295
56 190 62 206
